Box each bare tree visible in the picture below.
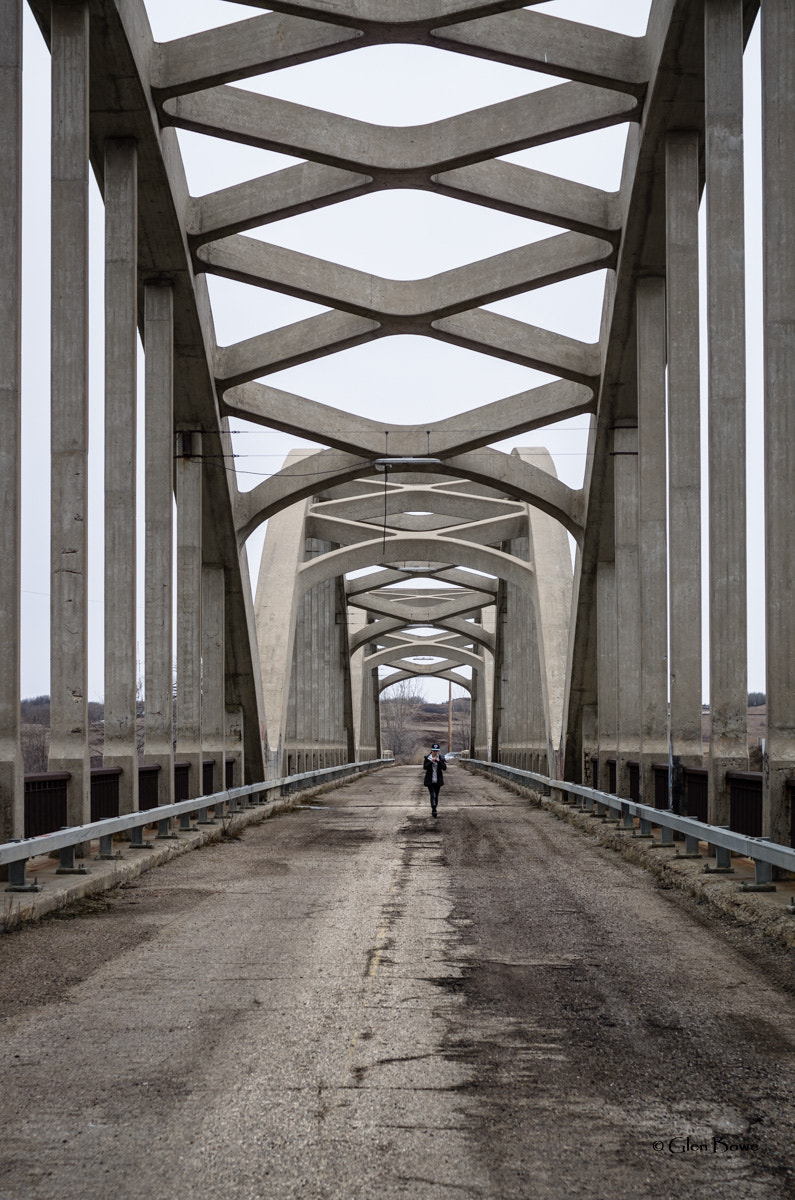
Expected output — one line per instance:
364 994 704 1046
380 679 426 762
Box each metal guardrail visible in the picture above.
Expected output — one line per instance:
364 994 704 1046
2 758 392 892
466 760 795 891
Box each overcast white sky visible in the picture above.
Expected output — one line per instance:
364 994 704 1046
19 1 765 707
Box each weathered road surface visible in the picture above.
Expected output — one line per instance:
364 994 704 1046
2 765 795 1200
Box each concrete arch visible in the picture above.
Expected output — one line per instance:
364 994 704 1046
235 446 583 544
365 643 485 673
295 535 533 599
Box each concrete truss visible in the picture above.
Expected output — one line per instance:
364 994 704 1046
3 0 792 848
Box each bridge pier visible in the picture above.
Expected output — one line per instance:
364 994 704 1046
47 0 91 830
0 0 23 842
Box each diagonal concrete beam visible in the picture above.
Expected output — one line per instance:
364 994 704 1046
379 668 473 696
435 10 646 94
212 2 562 33
368 644 484 671
163 82 639 176
432 308 600 384
215 310 380 386
197 230 614 323
150 13 362 98
347 589 494 625
312 489 523 523
222 377 593 457
433 161 620 240
296 534 534 597
188 163 371 245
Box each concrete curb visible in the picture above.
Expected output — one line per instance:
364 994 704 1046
2 770 381 932
464 763 795 951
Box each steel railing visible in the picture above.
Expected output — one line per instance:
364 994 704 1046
465 759 795 891
2 758 392 892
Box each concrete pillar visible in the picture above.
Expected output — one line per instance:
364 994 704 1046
665 131 704 812
0 0 23 841
143 282 174 807
48 1 91 828
103 138 139 815
596 561 617 791
761 0 795 845
201 564 225 793
705 0 749 824
613 425 640 799
176 430 203 796
636 278 668 805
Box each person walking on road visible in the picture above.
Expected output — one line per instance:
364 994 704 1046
422 743 446 818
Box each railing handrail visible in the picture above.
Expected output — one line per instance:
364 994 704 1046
466 760 795 876
2 758 391 868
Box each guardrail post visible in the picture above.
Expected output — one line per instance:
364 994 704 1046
704 826 734 873
56 834 89 875
677 832 702 859
96 834 116 859
637 816 653 838
157 816 178 840
740 839 776 892
196 805 215 825
650 824 675 848
129 824 152 849
178 812 193 831
4 848 41 892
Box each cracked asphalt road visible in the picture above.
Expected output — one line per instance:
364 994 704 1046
1 764 795 1199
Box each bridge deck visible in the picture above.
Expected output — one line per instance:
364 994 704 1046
1 765 794 1199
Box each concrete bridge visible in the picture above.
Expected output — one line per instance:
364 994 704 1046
1 0 794 854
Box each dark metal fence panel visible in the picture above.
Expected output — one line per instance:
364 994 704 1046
225 758 234 788
138 764 160 811
202 759 215 796
23 773 69 838
728 771 763 838
590 756 599 790
90 768 120 822
683 767 708 822
628 761 640 803
174 762 190 802
653 764 668 809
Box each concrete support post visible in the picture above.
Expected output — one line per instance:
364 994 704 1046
596 561 617 791
0 0 24 841
636 278 669 806
665 131 704 812
103 138 138 815
48 1 91 828
201 564 225 794
176 430 203 797
143 282 174 807
705 0 749 824
613 426 640 799
761 0 795 845
225 706 244 787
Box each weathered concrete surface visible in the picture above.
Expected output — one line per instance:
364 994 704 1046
2 766 795 1200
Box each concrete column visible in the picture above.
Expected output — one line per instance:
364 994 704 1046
613 425 640 799
761 0 795 845
225 705 244 786
143 282 174 807
636 279 669 805
176 430 203 796
48 1 91 828
705 0 749 824
665 131 704 812
596 561 617 791
201 564 225 793
0 0 23 841
103 138 138 815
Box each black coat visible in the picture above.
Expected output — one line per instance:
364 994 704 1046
422 754 447 789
